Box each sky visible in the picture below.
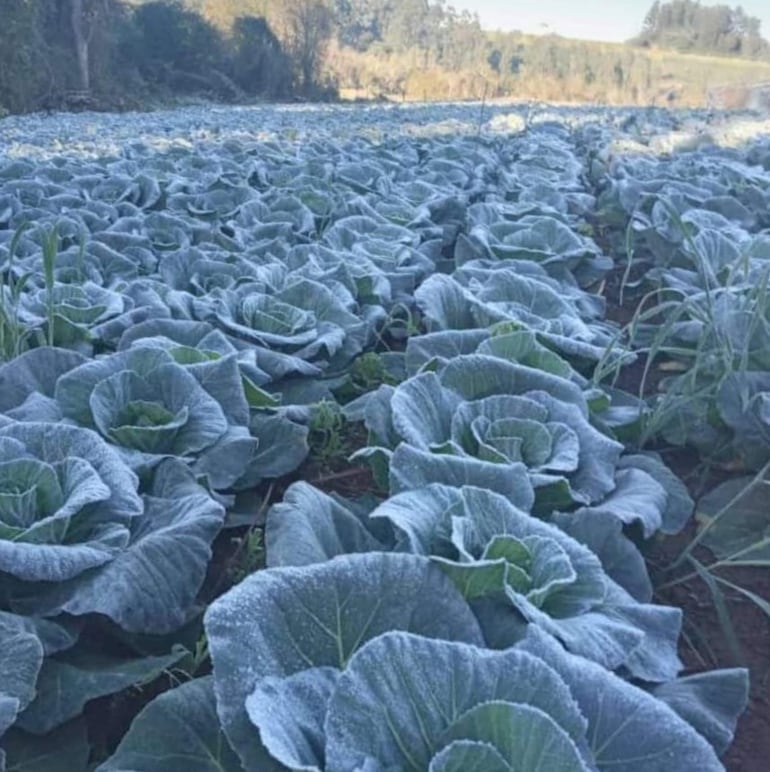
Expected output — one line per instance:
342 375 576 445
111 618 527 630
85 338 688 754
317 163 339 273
452 0 770 44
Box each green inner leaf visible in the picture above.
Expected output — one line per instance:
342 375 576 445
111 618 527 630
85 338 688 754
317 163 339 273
168 346 221 365
90 370 190 454
115 400 179 429
108 405 189 454
521 536 577 609
0 459 63 531
483 535 533 593
439 701 589 771
473 416 553 467
241 295 316 336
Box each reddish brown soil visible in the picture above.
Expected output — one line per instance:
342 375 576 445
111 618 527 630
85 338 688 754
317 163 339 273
650 538 770 771
647 449 770 772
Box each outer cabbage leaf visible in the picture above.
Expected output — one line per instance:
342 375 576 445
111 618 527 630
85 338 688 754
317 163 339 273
97 677 244 772
324 632 590 771
246 667 340 771
204 553 485 770
1 719 91 772
0 615 44 741
237 412 310 488
617 453 694 534
16 647 186 735
550 510 652 602
0 348 86 414
266 482 388 568
476 330 580 380
404 330 491 375
517 628 728 771
388 443 536 512
649 669 749 757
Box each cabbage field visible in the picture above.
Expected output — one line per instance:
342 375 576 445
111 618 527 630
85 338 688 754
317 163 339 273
0 100 769 771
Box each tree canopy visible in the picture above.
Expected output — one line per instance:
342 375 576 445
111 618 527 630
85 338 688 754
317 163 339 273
632 0 769 57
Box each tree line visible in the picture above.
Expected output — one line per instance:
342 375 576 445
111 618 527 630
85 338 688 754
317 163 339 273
0 0 328 115
1 0 769 116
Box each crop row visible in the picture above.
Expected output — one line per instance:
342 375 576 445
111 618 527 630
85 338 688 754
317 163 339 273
0 102 768 770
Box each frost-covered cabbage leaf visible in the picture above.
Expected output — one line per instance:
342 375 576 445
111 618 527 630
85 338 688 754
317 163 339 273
714 370 770 468
415 269 629 367
200 551 742 772
96 676 244 772
0 613 45 747
204 552 485 769
403 328 576 382
266 482 680 680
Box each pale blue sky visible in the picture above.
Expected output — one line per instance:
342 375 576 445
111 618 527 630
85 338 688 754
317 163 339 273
452 1 770 43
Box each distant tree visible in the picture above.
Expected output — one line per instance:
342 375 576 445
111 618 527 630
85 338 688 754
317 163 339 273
282 0 334 95
68 0 100 92
613 61 625 88
633 0 769 58
128 0 227 87
509 54 523 75
232 15 291 98
439 9 486 71
333 0 381 51
0 0 136 110
641 0 662 38
487 48 502 73
380 0 431 54
64 0 130 94
0 0 49 112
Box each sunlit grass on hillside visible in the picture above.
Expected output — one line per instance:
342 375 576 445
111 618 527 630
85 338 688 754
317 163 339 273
331 37 770 107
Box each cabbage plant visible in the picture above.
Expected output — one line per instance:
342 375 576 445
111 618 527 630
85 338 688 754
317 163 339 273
351 354 624 511
350 354 689 534
51 347 258 489
100 553 745 771
192 278 373 381
266 483 681 681
17 282 132 352
461 214 612 288
414 269 627 367
0 423 224 633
